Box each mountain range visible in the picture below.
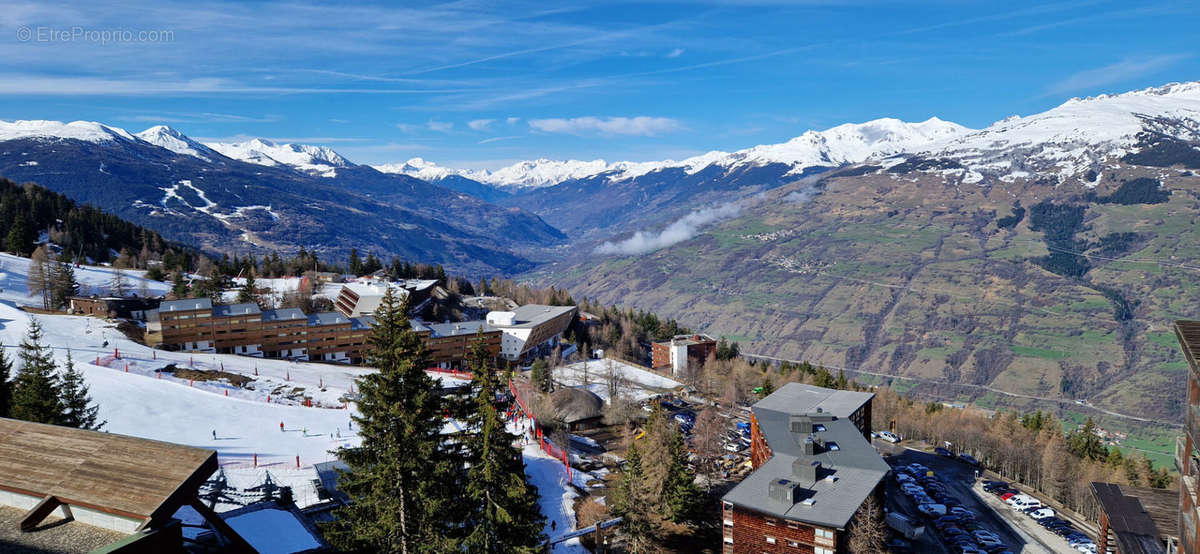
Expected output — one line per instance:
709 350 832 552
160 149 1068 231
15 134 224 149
0 120 563 275
4 81 1200 423
521 81 1200 423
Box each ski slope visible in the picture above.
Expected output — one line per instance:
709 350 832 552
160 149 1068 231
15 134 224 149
0 253 585 541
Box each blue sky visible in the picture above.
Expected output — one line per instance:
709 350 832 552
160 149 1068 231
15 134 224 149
1 0 1197 168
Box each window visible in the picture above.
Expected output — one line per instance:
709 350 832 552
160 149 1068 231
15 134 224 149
765 536 776 545
788 541 799 548
787 521 799 529
815 549 833 554
816 529 834 539
723 537 733 544
765 517 777 526
723 519 733 527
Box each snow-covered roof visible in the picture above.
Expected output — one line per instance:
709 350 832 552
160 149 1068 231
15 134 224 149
160 297 213 312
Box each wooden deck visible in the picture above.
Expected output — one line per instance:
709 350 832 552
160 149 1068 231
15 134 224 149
0 418 216 523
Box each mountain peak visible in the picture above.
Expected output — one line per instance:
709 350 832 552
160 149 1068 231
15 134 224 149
135 125 217 161
205 138 352 177
0 119 136 143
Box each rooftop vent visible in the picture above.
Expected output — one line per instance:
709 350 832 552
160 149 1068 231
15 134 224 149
789 415 813 434
792 459 820 484
800 498 816 507
767 478 799 504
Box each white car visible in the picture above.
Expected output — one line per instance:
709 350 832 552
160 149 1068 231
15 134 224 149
878 431 900 443
1028 508 1055 520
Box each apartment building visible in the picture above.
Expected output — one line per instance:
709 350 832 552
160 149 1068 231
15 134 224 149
148 299 514 367
651 333 718 376
333 279 438 318
722 383 887 554
1175 320 1200 554
485 304 577 362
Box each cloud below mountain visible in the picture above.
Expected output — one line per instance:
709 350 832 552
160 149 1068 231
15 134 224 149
594 201 741 256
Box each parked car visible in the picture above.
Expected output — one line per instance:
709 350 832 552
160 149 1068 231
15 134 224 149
878 431 900 443
887 538 913 553
958 453 981 466
935 447 954 457
918 503 948 517
949 507 976 519
999 492 1017 502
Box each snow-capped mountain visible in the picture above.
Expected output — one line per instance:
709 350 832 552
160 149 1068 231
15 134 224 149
379 117 971 190
205 138 352 177
916 81 1200 183
0 119 137 143
135 125 220 162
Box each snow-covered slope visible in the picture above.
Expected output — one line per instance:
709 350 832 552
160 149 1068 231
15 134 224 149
920 81 1200 182
381 117 972 190
205 138 352 177
135 125 220 162
0 119 137 143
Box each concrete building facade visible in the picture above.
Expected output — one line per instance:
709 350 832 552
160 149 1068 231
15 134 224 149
722 383 886 554
1175 321 1200 554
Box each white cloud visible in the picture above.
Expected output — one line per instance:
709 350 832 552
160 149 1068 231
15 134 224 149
427 120 454 132
506 117 521 125
478 135 521 144
1045 54 1187 95
468 118 495 130
528 116 682 136
666 48 685 58
595 202 741 256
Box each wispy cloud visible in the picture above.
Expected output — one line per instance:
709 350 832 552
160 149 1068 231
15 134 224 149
1045 54 1187 95
427 120 454 132
529 116 682 136
478 135 521 144
468 118 495 130
505 117 520 125
666 48 685 58
117 112 283 124
193 134 369 144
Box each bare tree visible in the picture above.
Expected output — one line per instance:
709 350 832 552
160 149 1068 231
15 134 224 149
847 495 888 553
109 267 130 298
691 407 724 491
27 246 52 309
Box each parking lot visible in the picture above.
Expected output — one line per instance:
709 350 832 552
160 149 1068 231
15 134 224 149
882 446 1058 554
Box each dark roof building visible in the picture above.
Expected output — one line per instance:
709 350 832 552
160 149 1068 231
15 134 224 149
722 383 885 553
1174 320 1200 554
1092 482 1171 554
0 418 254 552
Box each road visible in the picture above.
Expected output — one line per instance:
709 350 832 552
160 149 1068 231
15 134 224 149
880 444 1057 553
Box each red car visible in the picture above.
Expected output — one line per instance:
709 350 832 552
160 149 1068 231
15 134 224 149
999 492 1016 502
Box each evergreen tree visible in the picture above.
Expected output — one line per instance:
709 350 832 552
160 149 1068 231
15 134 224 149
461 331 545 552
324 290 460 553
171 271 189 298
812 367 835 388
50 261 79 310
612 438 661 552
11 320 63 424
0 345 11 418
348 248 363 276
662 426 701 523
759 376 775 397
237 272 259 305
834 370 849 390
530 358 552 393
58 351 103 429
7 212 34 256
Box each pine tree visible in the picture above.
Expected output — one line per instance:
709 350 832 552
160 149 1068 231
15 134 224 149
50 261 79 310
461 331 546 552
530 358 552 393
59 351 103 430
238 272 259 305
662 426 701 523
171 271 189 298
0 345 12 418
348 248 362 276
11 320 64 424
7 213 34 256
612 438 661 552
323 290 460 553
